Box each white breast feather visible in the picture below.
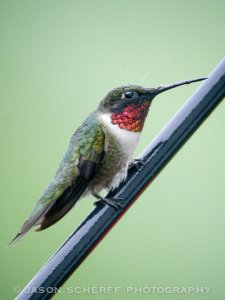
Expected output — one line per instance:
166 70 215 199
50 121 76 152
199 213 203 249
98 113 140 160
98 113 140 189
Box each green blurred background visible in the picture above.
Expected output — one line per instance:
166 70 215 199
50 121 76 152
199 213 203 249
1 0 225 299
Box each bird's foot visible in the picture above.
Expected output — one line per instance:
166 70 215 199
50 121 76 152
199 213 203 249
93 193 123 210
131 158 145 170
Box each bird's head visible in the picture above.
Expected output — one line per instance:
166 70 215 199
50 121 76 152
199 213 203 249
98 78 205 132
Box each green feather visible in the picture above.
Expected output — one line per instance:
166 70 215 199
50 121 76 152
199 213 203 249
33 112 104 211
10 112 105 243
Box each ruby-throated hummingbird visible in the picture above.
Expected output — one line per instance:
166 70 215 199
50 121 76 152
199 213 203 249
11 77 205 244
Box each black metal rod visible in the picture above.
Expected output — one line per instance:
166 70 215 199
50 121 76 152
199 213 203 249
15 58 225 300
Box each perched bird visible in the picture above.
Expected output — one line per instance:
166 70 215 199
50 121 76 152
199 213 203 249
10 78 205 244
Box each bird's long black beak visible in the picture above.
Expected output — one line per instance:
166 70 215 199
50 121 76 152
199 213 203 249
152 77 207 96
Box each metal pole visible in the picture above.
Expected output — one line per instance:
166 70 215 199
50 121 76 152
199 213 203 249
15 58 225 300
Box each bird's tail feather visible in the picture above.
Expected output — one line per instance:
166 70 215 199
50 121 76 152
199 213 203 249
9 176 89 245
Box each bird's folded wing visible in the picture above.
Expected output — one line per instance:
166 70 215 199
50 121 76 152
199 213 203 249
10 113 105 243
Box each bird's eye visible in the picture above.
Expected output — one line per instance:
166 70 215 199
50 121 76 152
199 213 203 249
123 91 135 100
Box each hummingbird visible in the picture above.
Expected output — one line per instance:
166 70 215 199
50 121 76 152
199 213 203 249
10 77 205 244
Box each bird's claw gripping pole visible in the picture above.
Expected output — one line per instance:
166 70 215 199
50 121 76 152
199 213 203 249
15 58 225 300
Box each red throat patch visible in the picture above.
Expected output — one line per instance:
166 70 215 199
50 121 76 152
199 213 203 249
111 101 150 132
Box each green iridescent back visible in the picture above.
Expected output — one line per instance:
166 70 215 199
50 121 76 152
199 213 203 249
30 112 105 216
